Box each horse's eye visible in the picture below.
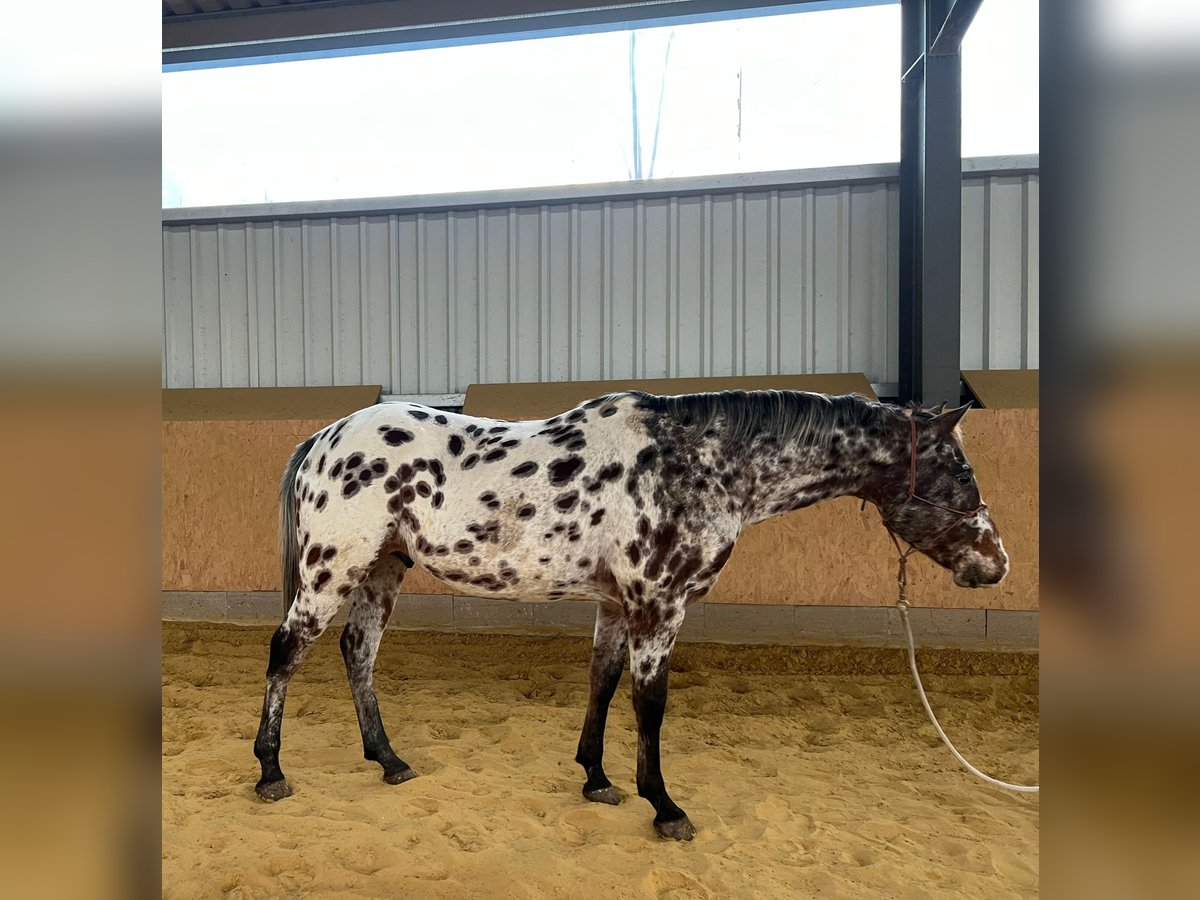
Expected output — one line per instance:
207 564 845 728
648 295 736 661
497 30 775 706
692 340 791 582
956 473 973 485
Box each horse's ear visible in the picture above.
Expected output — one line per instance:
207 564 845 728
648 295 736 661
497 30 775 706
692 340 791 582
934 402 971 434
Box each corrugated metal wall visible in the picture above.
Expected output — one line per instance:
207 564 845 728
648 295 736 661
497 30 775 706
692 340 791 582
162 167 1038 393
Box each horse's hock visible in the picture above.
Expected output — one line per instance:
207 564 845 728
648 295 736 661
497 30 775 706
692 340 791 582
161 374 1038 646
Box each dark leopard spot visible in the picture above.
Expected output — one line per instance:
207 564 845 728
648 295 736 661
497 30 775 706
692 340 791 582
434 414 448 425
432 492 444 508
448 435 464 456
409 410 429 421
384 429 414 446
555 491 579 512
483 449 507 463
517 504 536 519
548 456 585 486
590 508 605 526
321 546 337 561
512 461 538 478
342 481 360 499
329 460 343 478
463 453 480 469
454 540 474 553
416 482 432 497
315 492 328 511
313 570 332 592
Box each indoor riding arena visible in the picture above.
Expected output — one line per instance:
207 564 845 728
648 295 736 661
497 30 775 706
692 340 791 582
162 2 1040 897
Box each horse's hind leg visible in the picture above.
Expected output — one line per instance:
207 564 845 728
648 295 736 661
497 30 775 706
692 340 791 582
575 601 628 805
340 555 416 785
253 586 347 801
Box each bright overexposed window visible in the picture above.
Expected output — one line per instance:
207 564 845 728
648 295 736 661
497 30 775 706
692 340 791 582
162 0 1038 208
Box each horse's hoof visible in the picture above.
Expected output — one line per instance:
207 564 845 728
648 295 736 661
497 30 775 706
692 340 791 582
383 767 418 785
255 778 293 802
654 815 696 842
583 785 622 806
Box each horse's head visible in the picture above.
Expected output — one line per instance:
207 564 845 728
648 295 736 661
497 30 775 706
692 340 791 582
876 403 1009 588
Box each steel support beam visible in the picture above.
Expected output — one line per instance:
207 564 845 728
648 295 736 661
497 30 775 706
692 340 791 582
898 0 980 406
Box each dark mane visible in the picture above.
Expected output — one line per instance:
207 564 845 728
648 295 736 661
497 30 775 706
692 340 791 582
625 389 905 448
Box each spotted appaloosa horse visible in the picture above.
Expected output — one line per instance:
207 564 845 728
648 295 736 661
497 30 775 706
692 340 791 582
254 390 1008 839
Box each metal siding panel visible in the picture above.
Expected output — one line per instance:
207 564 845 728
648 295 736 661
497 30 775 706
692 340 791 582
395 215 421 394
960 178 988 369
1024 177 1039 367
332 218 363 385
302 219 333 385
546 205 571 383
514 207 542 383
450 210 479 391
217 223 250 387
674 196 705 378
987 176 1026 369
709 195 736 376
777 190 806 375
481 209 508 385
163 227 194 388
250 222 277 386
742 192 771 376
361 216 392 391
848 184 890 384
275 221 305 385
811 189 843 373
641 199 670 379
190 225 221 387
886 183 900 384
421 214 450 394
575 204 604 381
608 201 637 379
162 169 1040 394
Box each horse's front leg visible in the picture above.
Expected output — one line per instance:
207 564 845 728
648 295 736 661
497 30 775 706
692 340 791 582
630 610 694 841
575 601 628 805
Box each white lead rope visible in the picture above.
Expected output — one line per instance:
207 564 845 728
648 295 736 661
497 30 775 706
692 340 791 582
897 601 1040 794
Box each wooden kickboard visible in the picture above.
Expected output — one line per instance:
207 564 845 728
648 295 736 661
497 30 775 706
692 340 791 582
163 386 382 422
961 370 1039 409
464 374 877 421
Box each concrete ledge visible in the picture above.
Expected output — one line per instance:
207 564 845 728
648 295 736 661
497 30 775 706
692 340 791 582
985 610 1040 649
163 591 1036 650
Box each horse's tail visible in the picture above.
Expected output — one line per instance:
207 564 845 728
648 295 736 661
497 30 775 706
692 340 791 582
279 434 318 612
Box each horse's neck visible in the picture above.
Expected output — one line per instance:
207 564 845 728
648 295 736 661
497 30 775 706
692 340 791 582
739 430 877 526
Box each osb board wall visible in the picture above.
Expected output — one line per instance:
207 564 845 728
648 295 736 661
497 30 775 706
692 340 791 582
163 418 450 595
163 386 381 421
162 384 1036 610
706 410 1039 610
962 369 1039 409
465 374 877 420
